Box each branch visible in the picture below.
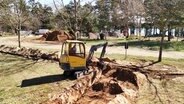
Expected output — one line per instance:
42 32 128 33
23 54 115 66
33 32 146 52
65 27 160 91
53 0 73 32
78 0 96 30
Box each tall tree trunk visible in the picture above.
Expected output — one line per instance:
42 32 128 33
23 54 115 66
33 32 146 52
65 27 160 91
18 29 21 48
125 25 129 38
175 28 179 41
158 29 164 62
138 16 142 40
145 27 148 38
18 17 21 48
74 0 78 40
124 0 129 39
168 25 171 41
182 28 184 38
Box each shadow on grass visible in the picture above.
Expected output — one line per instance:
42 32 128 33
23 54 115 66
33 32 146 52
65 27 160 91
78 38 125 44
0 53 39 76
21 74 75 87
141 60 160 68
78 39 103 42
108 40 183 51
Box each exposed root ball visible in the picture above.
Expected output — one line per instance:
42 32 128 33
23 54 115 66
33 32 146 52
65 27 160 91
92 82 123 95
111 69 138 88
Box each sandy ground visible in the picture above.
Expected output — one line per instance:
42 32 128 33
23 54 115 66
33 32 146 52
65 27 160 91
0 36 184 59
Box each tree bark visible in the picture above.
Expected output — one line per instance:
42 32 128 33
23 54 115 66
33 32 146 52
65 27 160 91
145 27 148 38
158 29 164 62
18 16 21 48
74 0 78 40
182 28 184 38
18 30 21 48
168 25 171 41
138 16 142 39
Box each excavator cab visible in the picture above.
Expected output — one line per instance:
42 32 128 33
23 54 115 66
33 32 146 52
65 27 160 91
59 40 86 75
59 40 108 77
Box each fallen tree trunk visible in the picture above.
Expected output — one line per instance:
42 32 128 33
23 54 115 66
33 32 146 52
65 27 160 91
0 45 58 61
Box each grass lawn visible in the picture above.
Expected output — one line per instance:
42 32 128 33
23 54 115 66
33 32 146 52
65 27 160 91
124 40 184 51
0 53 75 104
0 52 183 104
82 37 184 51
100 53 184 70
80 38 126 46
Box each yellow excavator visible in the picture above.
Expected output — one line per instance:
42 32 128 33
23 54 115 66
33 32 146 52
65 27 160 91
59 40 108 78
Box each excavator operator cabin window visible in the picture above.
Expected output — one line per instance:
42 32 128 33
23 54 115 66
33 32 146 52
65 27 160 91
69 43 85 58
61 43 67 55
79 43 85 57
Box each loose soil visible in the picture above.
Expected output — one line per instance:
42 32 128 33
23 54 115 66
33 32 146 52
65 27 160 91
76 68 139 104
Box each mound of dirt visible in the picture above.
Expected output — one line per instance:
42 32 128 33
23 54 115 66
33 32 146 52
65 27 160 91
38 30 74 42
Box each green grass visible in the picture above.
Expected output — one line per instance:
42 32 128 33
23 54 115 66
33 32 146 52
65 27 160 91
113 40 184 51
100 53 184 69
79 38 126 46
143 40 184 51
0 52 183 104
83 38 184 51
0 53 75 104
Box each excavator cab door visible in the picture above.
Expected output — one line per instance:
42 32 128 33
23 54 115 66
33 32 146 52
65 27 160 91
59 42 70 70
68 42 86 70
59 41 86 71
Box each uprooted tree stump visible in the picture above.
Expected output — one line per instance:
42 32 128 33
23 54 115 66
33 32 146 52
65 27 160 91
47 60 147 104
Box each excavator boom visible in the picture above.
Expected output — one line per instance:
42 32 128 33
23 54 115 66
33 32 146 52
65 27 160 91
87 42 108 65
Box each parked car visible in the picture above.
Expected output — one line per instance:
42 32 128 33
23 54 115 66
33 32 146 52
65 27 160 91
34 29 49 35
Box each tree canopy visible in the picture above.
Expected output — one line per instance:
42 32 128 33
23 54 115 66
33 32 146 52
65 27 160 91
0 0 184 60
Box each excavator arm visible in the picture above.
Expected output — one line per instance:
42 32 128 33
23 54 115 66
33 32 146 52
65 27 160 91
74 41 108 78
86 42 108 65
